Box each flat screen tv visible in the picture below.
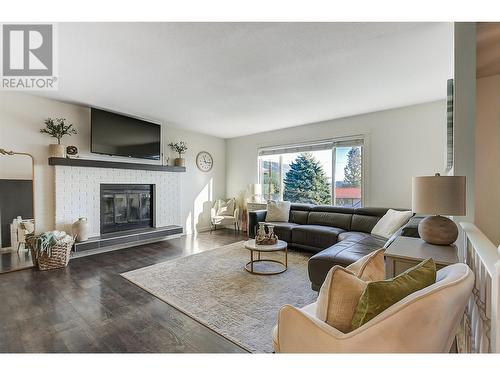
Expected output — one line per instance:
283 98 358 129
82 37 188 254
91 108 161 160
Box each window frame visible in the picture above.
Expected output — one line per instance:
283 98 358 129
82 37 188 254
331 137 366 208
257 135 368 207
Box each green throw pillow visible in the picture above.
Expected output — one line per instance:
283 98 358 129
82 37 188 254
351 258 436 330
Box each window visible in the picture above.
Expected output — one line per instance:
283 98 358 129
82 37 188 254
258 138 364 207
333 143 363 208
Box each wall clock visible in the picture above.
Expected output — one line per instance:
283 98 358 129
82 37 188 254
196 151 213 172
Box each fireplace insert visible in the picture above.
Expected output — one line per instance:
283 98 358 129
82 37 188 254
100 184 154 234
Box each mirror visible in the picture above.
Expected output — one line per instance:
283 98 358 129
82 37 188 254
0 149 35 273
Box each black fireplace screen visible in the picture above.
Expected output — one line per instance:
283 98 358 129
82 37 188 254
100 184 153 234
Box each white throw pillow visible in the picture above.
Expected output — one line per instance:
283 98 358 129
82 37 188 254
21 220 35 233
371 209 413 239
316 266 367 333
216 198 235 216
265 201 291 222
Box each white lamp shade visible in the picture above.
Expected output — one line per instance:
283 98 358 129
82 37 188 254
412 175 466 216
248 183 262 195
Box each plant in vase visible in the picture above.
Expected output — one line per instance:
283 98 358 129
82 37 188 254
168 141 188 167
40 118 77 158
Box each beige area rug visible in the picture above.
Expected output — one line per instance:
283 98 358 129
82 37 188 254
121 241 317 352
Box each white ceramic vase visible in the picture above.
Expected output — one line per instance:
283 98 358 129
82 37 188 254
72 217 89 242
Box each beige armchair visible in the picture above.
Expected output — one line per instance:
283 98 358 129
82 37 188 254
210 199 240 232
273 263 474 353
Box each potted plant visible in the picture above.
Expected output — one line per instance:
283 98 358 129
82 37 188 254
168 141 188 167
40 118 77 158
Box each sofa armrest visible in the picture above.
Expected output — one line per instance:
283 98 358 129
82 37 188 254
400 216 424 238
384 216 424 248
248 210 267 238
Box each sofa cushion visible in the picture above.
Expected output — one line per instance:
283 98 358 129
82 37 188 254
264 222 299 243
289 210 309 225
350 214 381 233
350 207 389 233
308 236 386 290
354 207 391 217
309 240 382 269
313 205 354 214
316 266 367 333
292 225 345 249
307 211 352 230
337 231 386 248
290 203 315 211
371 209 413 239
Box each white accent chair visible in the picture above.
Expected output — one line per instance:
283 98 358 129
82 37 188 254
210 200 240 232
10 219 35 252
273 263 474 353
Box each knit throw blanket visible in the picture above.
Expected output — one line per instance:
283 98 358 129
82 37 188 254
27 231 70 258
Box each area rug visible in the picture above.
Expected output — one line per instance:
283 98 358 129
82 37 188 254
121 241 317 353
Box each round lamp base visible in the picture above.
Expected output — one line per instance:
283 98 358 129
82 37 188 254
418 215 458 246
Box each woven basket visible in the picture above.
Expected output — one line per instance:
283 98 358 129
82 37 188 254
27 235 74 271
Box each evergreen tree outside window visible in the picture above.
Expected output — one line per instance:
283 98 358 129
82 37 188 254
334 146 362 207
343 147 362 187
258 139 363 207
283 153 331 204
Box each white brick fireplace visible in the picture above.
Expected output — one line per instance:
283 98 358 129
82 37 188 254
54 165 182 237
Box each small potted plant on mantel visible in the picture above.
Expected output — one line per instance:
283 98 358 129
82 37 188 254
168 141 188 167
40 118 77 158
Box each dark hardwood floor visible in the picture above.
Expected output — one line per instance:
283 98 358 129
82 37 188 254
0 247 34 274
0 229 248 353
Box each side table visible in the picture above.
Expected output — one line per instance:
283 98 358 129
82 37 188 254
385 236 459 278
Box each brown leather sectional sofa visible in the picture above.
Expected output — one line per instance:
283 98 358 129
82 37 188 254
248 204 418 291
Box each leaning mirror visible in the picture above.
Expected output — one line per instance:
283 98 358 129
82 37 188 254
0 149 35 273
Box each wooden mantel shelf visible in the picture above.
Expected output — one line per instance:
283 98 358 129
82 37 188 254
48 157 186 172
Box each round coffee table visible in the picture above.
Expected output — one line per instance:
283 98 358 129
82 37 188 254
243 239 288 275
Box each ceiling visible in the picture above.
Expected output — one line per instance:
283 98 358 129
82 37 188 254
477 22 500 78
35 22 453 138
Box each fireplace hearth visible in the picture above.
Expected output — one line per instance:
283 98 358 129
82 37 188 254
100 184 154 234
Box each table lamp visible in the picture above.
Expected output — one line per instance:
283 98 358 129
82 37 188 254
247 183 262 203
412 174 466 245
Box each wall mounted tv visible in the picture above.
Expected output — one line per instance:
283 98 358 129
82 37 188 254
91 108 161 160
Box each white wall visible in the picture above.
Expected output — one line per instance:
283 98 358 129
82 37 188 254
475 74 500 246
165 127 226 233
226 101 446 209
453 23 476 223
0 92 225 234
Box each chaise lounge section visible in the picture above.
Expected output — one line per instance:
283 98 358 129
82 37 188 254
248 204 419 290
